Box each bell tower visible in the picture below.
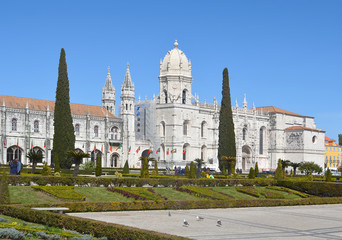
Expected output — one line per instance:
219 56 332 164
102 66 116 115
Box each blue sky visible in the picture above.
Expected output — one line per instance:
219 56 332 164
0 0 341 139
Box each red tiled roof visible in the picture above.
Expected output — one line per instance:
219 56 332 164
0 95 116 118
285 126 325 133
256 106 305 117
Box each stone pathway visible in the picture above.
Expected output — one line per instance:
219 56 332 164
68 204 342 239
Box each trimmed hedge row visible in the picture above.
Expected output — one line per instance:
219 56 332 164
19 197 342 213
266 186 311 198
0 205 189 240
176 186 233 200
6 175 275 187
107 187 167 201
260 189 285 199
277 181 342 197
32 186 86 201
236 186 260 198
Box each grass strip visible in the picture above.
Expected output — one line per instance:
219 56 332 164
32 186 86 201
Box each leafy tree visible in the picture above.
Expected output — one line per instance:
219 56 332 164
139 157 155 178
280 159 291 171
299 162 323 175
255 162 259 176
338 165 342 177
185 165 190 177
248 167 255 179
290 162 302 177
26 149 44 174
194 158 204 178
67 150 90 177
122 160 129 174
275 159 284 180
95 154 102 177
218 68 236 174
189 161 196 179
80 161 95 172
53 48 75 169
325 168 332 182
54 153 60 173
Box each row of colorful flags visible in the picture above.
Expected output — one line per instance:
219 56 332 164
3 140 187 155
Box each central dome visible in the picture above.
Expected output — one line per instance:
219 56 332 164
160 40 192 77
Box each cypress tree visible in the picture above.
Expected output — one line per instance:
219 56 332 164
325 168 332 182
189 162 196 179
275 159 284 180
218 68 236 173
185 165 190 177
54 154 60 173
248 167 255 179
122 160 129 174
95 154 102 177
255 162 259 176
53 48 75 169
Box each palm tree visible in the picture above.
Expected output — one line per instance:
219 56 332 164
280 159 291 171
221 156 236 175
194 158 205 178
139 156 155 178
290 162 302 177
26 150 44 174
67 151 90 177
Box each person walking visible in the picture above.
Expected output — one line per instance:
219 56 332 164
16 159 22 175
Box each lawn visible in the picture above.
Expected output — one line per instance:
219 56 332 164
9 186 61 204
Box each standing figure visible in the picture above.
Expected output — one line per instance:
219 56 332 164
16 159 22 175
9 159 18 175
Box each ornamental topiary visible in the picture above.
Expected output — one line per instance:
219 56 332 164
248 167 255 179
122 160 129 174
325 168 332 182
189 162 196 179
95 155 102 177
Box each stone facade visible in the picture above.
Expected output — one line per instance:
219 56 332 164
0 41 325 172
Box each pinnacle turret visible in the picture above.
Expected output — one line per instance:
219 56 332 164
123 63 134 88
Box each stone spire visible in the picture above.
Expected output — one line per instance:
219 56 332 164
235 99 239 108
123 63 133 87
104 66 114 90
243 93 247 110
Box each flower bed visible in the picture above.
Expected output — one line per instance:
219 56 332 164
260 189 285 199
266 186 311 198
176 186 233 200
32 186 86 201
235 186 260 198
107 187 167 201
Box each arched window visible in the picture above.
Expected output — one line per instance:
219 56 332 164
111 127 119 140
201 121 206 138
182 90 186 104
242 127 247 140
12 119 17 131
183 144 190 161
201 145 207 161
164 90 168 103
75 124 80 136
94 126 99 137
161 122 165 137
183 121 188 136
126 104 128 110
33 120 39 132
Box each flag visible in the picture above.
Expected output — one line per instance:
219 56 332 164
94 144 96 151
31 140 33 149
17 139 19 147
156 148 160 154
3 140 5 146
110 145 113 152
148 149 152 154
44 140 46 148
128 146 131 153
116 144 121 151
183 150 186 154
136 146 140 153
101 145 103 152
167 148 169 155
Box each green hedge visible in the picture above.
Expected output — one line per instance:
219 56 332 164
6 175 275 187
0 205 189 240
266 186 311 198
276 181 342 197
236 186 260 198
18 197 342 213
176 186 233 200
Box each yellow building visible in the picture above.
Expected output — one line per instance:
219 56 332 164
325 136 342 170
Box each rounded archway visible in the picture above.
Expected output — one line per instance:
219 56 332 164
91 150 102 166
242 145 252 172
183 143 190 161
141 149 151 158
111 153 120 167
7 146 23 162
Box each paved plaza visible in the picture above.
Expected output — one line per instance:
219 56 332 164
68 204 342 240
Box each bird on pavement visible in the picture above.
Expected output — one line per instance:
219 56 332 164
183 219 189 227
168 211 171 217
196 216 204 221
217 219 222 227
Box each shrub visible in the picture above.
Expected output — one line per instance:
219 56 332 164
325 168 332 182
176 186 233 200
80 161 95 172
236 186 260 197
152 160 158 175
122 160 129 174
255 162 259 176
260 189 285 199
95 155 102 177
275 159 284 180
266 186 311 198
54 154 60 173
185 165 190 177
189 162 196 179
0 172 10 204
41 162 51 176
0 228 25 240
248 167 255 179
107 187 167 201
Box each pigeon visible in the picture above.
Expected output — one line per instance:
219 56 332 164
168 211 171 217
217 219 222 227
183 219 189 227
196 216 204 221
